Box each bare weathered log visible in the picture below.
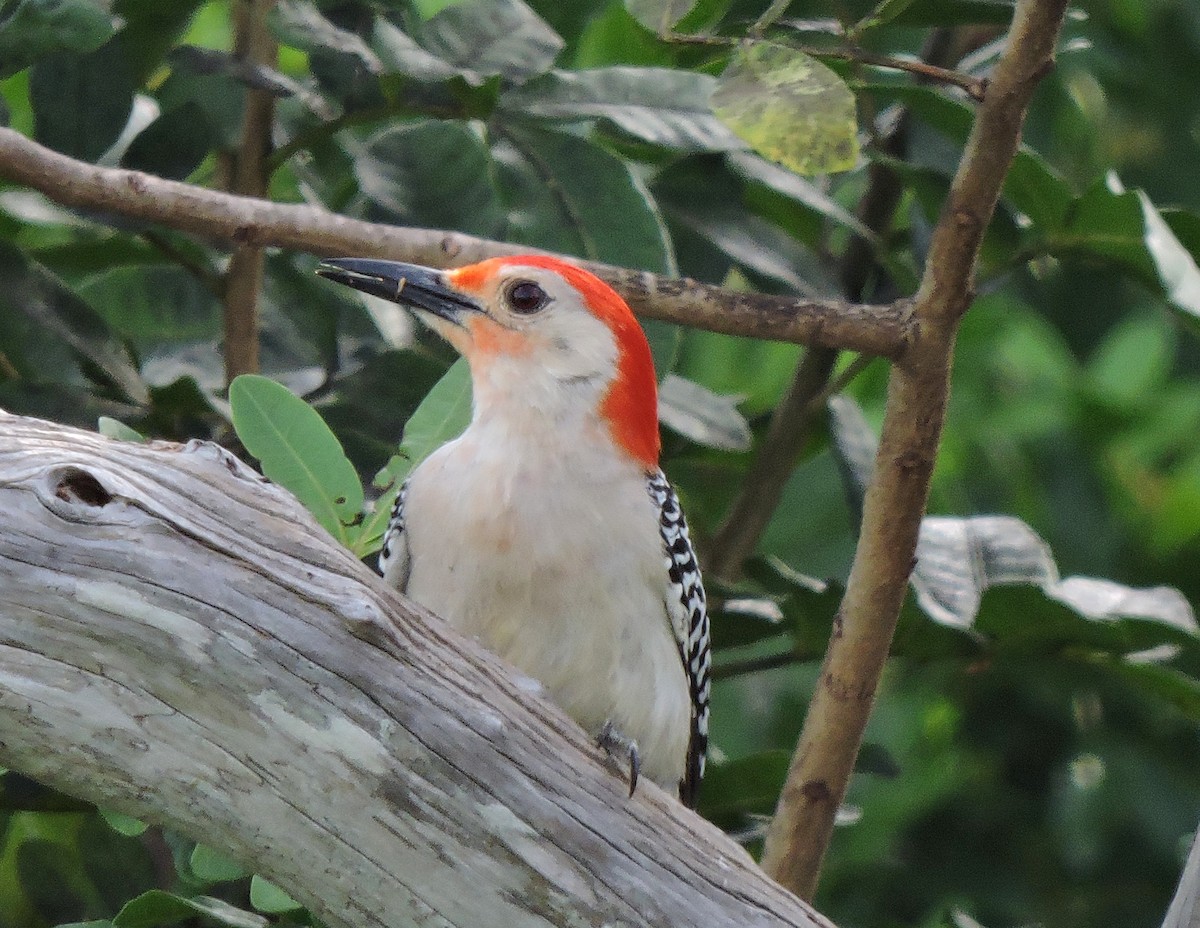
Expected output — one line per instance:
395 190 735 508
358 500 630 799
0 411 830 928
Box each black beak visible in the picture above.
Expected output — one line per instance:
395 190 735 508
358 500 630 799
316 258 481 326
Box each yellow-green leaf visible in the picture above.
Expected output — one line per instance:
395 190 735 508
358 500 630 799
712 42 858 176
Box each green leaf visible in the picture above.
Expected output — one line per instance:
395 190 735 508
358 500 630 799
728 150 876 242
355 358 473 556
0 241 148 404
829 394 1198 636
1061 179 1200 326
623 0 698 33
113 891 267 928
249 875 302 914
416 0 563 83
269 0 382 74
391 358 472 476
0 0 117 78
229 374 365 546
495 121 675 274
96 415 146 441
121 102 214 181
658 374 751 450
189 844 250 883
411 0 469 19
867 83 1073 229
712 43 858 176
501 67 742 152
30 42 135 162
357 121 504 238
98 810 148 837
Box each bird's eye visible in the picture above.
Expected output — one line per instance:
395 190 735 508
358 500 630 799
506 280 548 314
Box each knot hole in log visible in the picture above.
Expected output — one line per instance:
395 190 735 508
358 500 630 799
51 467 113 507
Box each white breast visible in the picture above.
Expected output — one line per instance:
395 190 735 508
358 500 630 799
401 412 690 790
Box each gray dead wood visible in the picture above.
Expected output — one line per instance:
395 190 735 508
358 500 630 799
0 411 831 928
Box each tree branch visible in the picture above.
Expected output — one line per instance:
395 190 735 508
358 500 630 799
760 0 1070 899
0 127 910 358
220 0 278 384
0 411 834 928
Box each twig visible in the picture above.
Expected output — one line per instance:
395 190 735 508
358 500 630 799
713 650 803 681
0 127 911 358
759 0 1071 900
704 346 839 581
221 0 278 385
658 32 986 100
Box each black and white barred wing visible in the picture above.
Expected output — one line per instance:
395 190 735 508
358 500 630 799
378 480 411 591
647 469 711 809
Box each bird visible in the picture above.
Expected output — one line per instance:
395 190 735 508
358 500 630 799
316 254 710 807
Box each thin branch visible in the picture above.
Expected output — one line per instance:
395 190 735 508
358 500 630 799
140 230 223 295
221 0 278 385
832 49 988 101
658 31 986 99
759 0 1071 900
0 127 911 358
714 650 805 681
704 45 919 581
705 346 839 580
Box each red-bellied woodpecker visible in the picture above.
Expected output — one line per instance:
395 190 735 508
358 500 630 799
317 254 710 806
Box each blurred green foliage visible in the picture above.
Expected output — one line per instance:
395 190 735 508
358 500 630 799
2 0 1200 927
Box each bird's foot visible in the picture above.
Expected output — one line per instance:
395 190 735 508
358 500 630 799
597 720 640 798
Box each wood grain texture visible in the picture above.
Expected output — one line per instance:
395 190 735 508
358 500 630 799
0 411 831 928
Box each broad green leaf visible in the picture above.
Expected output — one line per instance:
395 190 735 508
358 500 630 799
249 875 302 913
829 394 1198 636
30 42 135 162
1061 179 1200 326
269 0 382 74
355 359 473 555
1138 189 1200 322
120 102 214 181
417 0 563 83
658 374 751 450
1085 311 1174 411
653 157 826 293
391 358 472 476
624 0 698 33
357 121 503 237
99 810 148 837
0 241 148 404
494 121 674 274
712 43 858 176
113 891 267 928
867 83 1073 229
411 0 470 19
728 150 876 242
501 67 742 152
229 375 364 545
189 844 250 883
0 0 117 78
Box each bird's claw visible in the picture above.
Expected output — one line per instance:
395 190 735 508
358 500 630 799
597 719 640 798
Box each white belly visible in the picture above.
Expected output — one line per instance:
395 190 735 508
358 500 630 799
401 427 690 789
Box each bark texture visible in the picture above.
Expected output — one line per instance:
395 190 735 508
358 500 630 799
0 411 833 928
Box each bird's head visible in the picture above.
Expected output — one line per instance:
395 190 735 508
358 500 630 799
317 254 660 468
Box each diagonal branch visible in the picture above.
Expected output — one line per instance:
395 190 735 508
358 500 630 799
760 0 1071 900
0 411 832 928
0 127 910 358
